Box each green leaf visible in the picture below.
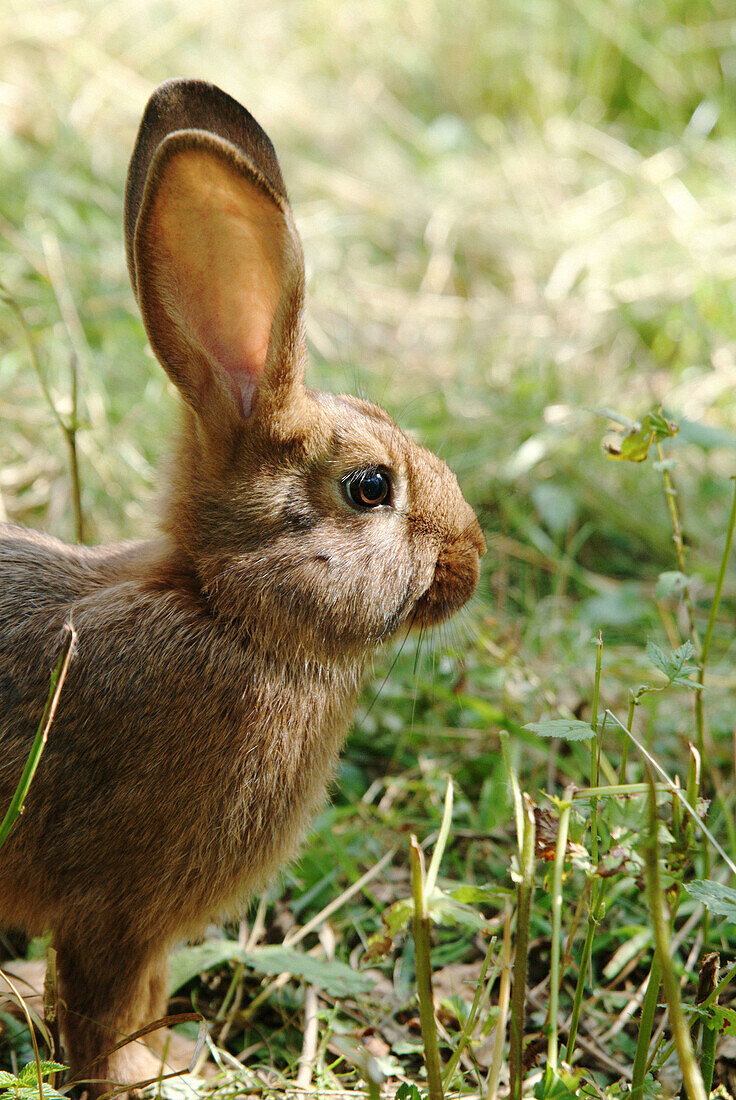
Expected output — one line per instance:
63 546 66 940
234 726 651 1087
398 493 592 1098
0 1075 17 1088
168 941 375 998
27 1065 64 1080
523 718 594 741
383 898 414 938
704 1007 734 1034
643 410 679 440
685 880 736 920
396 1085 424 1100
646 640 670 676
447 884 513 905
603 409 679 462
646 640 698 687
426 889 492 932
534 1064 580 1099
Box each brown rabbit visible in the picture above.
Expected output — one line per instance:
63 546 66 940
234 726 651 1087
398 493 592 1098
0 79 485 1095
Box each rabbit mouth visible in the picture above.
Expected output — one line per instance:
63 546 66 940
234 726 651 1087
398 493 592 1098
411 539 483 628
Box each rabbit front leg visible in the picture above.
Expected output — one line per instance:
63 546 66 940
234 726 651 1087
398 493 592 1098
56 932 170 1098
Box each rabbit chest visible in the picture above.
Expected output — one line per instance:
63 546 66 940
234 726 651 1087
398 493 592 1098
0 542 363 931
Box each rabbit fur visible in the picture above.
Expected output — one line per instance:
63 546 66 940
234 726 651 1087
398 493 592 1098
0 79 485 1096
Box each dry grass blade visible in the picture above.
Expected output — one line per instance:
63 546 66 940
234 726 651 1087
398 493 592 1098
0 967 49 1100
70 1011 206 1096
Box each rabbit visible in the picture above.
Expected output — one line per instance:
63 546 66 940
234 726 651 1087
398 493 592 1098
0 79 485 1096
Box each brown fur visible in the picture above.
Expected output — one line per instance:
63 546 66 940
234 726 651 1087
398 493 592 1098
0 79 485 1095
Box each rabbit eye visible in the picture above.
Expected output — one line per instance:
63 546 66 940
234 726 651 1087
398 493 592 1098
343 467 392 509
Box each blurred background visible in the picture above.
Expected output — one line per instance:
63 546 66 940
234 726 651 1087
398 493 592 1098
2 0 736 556
3 0 736 724
2 1 736 1088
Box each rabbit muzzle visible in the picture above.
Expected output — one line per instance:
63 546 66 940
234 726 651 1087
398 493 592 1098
412 514 486 627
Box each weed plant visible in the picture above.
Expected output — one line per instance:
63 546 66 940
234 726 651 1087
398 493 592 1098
2 1 736 1097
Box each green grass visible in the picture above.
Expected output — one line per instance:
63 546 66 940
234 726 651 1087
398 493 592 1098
3 1 736 1096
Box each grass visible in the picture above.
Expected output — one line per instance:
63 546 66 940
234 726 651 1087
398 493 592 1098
3 0 736 1096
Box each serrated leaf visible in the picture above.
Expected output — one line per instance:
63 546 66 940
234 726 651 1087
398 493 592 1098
523 719 594 741
237 945 377 998
646 640 697 685
685 880 736 920
713 1005 736 1037
27 1064 64 1079
0 1074 17 1087
169 941 374 998
655 571 690 599
671 675 702 692
646 641 672 676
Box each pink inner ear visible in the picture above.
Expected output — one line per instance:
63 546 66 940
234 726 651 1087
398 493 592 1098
149 150 286 413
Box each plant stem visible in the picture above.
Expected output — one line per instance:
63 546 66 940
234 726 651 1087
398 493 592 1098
619 692 636 783
699 477 736 672
630 954 662 1100
644 771 706 1100
547 791 573 1072
590 632 603 867
605 709 736 878
509 794 535 1100
486 903 512 1100
656 442 699 658
410 836 444 1100
692 478 736 817
64 351 84 542
443 932 496 1089
564 637 606 1066
563 880 607 1066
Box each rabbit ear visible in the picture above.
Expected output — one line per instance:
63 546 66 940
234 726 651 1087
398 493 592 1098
126 81 305 434
124 80 288 289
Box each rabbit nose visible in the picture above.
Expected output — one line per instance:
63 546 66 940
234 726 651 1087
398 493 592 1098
470 518 486 559
460 507 486 560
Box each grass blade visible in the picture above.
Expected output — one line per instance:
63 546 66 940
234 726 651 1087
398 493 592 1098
0 626 76 849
